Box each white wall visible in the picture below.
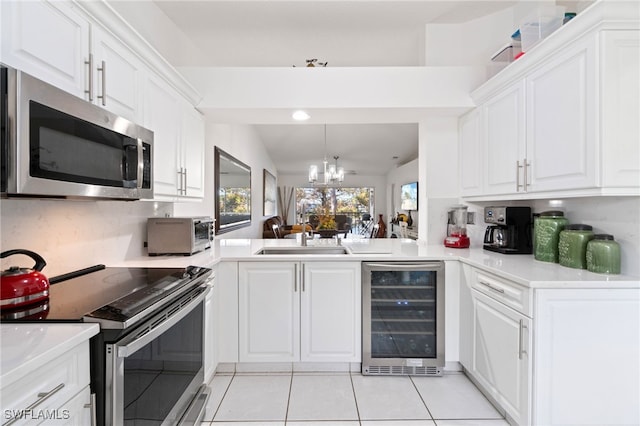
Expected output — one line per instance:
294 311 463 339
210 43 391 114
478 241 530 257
419 117 461 245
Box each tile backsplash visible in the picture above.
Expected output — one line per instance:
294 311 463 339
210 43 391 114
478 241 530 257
0 199 173 276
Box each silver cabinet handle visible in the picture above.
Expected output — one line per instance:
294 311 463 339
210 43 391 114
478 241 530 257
97 60 106 106
3 383 65 426
519 319 528 359
294 263 298 292
516 160 523 191
84 53 94 101
183 167 188 195
302 263 305 292
84 392 97 426
478 279 505 294
524 159 530 189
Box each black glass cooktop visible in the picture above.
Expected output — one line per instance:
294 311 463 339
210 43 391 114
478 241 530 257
0 266 210 324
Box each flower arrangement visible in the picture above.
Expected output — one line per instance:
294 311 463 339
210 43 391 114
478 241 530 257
315 205 337 230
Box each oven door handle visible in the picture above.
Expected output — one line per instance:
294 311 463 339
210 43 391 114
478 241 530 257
364 262 444 270
116 286 209 358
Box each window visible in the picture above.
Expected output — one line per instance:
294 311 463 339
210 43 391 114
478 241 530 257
295 186 374 225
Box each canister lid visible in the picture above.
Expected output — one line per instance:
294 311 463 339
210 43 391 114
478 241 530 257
593 234 614 240
540 210 565 217
564 224 593 231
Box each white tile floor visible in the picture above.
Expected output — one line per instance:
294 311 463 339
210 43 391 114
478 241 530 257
200 372 510 426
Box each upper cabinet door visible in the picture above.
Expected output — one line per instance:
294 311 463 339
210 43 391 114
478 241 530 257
459 109 483 197
0 0 89 97
483 82 526 195
91 24 144 122
525 37 597 193
144 74 181 198
180 105 206 198
600 30 640 190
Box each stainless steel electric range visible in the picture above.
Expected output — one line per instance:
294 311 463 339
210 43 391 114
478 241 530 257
1 265 213 426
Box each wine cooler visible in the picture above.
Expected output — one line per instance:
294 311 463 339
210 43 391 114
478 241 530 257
362 261 445 376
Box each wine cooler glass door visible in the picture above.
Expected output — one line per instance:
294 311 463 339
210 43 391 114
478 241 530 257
362 262 444 375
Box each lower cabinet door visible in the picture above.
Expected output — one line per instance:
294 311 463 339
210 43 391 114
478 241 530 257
300 262 361 362
472 289 531 425
238 262 299 362
56 387 94 426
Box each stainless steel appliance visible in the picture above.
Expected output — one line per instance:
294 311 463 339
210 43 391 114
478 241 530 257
0 265 213 426
362 261 445 376
483 206 533 254
0 65 153 200
147 217 214 256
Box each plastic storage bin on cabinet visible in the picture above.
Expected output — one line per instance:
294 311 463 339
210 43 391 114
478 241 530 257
520 6 566 52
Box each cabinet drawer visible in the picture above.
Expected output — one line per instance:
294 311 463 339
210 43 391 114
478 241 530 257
1 342 90 425
472 269 531 317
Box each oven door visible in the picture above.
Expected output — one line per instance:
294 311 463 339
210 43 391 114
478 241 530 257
105 287 209 425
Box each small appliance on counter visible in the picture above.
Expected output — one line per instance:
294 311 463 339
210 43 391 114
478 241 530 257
483 206 532 254
444 205 470 248
1 249 50 310
147 216 214 256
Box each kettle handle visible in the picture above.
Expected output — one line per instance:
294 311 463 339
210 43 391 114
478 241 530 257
0 249 47 271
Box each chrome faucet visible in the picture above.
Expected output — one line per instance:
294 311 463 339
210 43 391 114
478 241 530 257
300 222 308 246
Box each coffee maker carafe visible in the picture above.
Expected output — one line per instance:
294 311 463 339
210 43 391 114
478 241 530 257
483 206 532 254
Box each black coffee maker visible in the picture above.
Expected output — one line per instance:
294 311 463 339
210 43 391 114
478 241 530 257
483 206 532 254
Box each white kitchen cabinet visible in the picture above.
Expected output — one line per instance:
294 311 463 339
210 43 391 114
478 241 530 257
0 1 144 122
144 75 181 197
465 4 640 200
458 109 483 197
461 263 640 426
472 289 531 426
239 262 300 362
483 82 526 195
533 288 640 426
525 37 597 193
600 30 640 190
1 341 95 425
300 262 361 362
238 261 361 363
144 75 205 200
90 24 144 122
179 104 206 199
0 0 89 97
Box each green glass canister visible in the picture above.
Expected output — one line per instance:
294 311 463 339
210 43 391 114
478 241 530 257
534 211 569 263
558 224 595 269
586 234 621 274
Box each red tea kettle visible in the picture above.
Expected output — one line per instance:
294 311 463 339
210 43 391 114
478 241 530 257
1 249 50 309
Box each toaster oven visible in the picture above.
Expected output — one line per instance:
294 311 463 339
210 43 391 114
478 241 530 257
147 217 214 256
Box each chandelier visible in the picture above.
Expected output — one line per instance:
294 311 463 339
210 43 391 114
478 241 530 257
308 125 345 185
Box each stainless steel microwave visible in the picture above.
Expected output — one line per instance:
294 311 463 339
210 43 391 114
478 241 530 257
1 66 153 200
147 217 214 256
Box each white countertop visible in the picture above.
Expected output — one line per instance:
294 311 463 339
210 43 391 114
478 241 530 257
113 238 640 289
0 323 99 387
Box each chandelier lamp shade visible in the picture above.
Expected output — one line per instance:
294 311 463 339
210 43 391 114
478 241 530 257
308 125 345 185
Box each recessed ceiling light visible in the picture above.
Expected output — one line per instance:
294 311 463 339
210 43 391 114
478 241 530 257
292 110 310 121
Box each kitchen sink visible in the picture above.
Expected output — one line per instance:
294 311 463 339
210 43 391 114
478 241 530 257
256 246 350 255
